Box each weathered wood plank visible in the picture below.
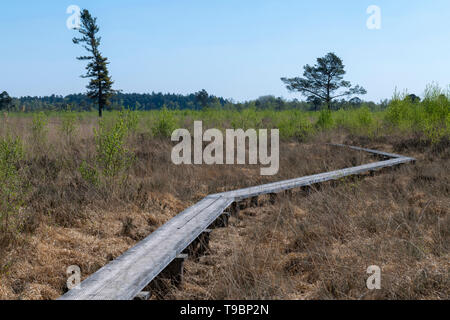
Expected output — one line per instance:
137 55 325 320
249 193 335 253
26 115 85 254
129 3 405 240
59 145 415 300
59 196 233 300
328 143 411 160
221 157 414 201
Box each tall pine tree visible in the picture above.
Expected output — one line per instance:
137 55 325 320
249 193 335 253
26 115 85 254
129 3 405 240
73 9 115 117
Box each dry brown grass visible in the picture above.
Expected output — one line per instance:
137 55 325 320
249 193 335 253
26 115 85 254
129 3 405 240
0 116 448 300
170 135 449 300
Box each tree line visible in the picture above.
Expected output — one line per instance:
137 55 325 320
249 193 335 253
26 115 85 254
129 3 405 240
0 92 229 112
0 90 390 113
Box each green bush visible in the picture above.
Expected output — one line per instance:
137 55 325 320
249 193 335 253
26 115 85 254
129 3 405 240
316 109 334 130
31 112 48 146
384 92 417 131
277 110 314 140
78 160 99 186
384 84 449 142
152 106 178 137
60 109 78 142
231 106 263 130
0 136 26 232
119 109 139 134
355 106 374 129
94 116 134 178
334 106 376 136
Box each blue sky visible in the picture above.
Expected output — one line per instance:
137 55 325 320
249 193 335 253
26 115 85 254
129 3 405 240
1 0 449 102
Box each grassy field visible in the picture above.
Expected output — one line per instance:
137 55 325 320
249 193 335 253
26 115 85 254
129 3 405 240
0 86 448 299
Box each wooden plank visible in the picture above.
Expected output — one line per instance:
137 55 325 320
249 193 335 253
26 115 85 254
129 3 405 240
59 196 233 300
328 143 412 160
59 145 415 300
221 157 414 201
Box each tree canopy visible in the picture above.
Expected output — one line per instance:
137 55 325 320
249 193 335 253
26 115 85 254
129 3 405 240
0 91 12 111
406 94 421 103
195 89 209 109
281 52 367 110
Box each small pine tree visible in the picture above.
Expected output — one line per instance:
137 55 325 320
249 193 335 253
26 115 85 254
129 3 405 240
72 9 115 117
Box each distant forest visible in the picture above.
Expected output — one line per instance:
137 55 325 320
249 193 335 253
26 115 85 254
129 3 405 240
2 91 390 112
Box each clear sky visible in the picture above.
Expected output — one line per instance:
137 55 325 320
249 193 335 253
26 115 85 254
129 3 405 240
1 0 449 102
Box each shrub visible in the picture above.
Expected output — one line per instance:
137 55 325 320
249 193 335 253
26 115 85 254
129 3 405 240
94 116 134 178
277 111 314 140
231 106 263 130
120 109 139 134
60 109 78 142
421 84 449 142
355 106 374 129
384 84 449 142
336 106 376 136
0 136 26 232
385 92 410 128
31 112 48 146
78 160 99 186
152 106 177 137
316 109 334 130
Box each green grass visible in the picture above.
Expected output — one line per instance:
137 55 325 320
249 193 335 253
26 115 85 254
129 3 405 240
3 84 449 143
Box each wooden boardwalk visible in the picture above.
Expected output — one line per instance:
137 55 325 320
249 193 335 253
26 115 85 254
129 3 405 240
59 144 415 300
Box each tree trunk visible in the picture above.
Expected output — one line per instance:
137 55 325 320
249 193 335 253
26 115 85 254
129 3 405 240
98 82 103 118
326 78 331 110
98 97 103 118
